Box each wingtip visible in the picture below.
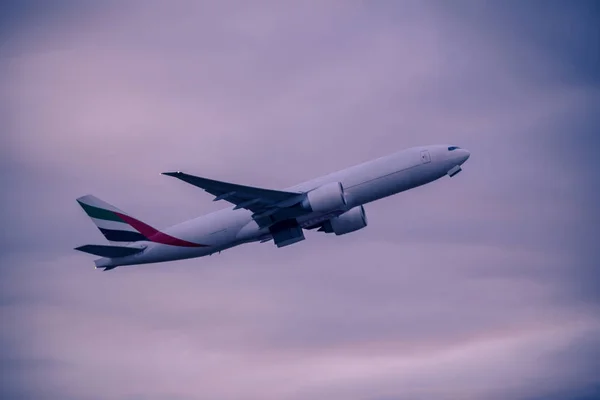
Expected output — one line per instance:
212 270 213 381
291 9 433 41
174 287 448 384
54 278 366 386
162 171 183 177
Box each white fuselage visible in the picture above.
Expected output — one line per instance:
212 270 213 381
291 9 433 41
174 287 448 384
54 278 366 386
95 144 470 268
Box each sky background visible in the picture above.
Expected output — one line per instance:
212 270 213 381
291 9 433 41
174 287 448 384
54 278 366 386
1 1 599 399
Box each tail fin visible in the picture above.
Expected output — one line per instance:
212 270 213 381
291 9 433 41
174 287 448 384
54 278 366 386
76 195 149 245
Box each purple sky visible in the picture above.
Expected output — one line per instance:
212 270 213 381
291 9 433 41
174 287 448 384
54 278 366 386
1 1 599 399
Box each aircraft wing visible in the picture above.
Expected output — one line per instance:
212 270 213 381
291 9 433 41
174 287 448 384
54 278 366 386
162 172 305 223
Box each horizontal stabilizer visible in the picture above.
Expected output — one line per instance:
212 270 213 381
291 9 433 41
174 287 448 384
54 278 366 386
74 244 144 258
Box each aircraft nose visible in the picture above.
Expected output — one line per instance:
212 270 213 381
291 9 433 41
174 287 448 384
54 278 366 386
458 149 470 164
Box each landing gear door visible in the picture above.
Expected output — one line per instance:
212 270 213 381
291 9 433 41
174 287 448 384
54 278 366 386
420 150 431 164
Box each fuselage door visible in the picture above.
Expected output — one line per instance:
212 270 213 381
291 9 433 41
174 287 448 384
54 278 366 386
420 150 431 164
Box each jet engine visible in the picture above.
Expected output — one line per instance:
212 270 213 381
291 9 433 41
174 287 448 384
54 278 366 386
302 181 347 213
319 205 368 235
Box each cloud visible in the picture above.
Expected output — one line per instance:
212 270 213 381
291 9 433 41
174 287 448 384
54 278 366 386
1 1 599 399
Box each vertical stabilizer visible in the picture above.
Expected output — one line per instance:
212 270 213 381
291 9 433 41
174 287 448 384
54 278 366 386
76 195 148 245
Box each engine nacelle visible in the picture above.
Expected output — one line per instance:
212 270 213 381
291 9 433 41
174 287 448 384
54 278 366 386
303 181 347 213
321 205 368 235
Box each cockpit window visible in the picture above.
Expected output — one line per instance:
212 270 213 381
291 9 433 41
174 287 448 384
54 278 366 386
448 146 460 151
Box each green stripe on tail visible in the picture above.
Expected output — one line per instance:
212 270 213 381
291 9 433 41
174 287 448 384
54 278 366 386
77 201 123 222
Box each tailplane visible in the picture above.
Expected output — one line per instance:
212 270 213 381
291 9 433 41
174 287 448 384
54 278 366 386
76 195 150 245
74 244 144 258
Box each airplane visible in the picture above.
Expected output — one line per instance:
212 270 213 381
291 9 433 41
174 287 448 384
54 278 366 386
75 144 470 270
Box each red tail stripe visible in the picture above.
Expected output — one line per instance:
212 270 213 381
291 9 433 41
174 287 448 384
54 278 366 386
114 212 208 248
